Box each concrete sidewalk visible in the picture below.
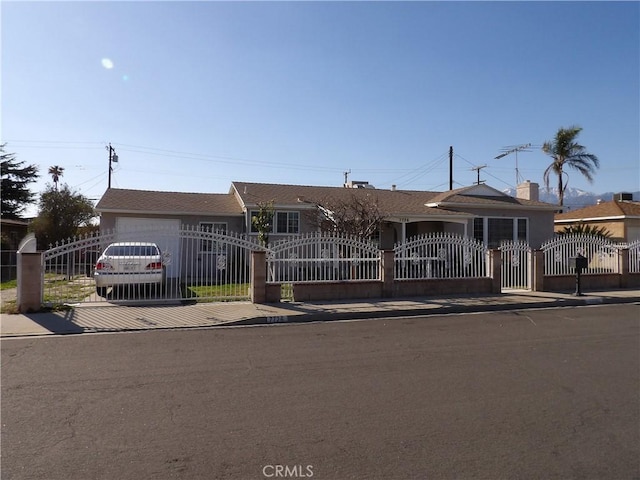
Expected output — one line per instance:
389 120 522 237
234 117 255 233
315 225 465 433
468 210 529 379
2 289 639 338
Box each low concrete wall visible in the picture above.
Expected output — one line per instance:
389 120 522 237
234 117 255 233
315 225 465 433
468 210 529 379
543 274 621 292
292 282 383 302
627 273 640 288
393 278 493 297
289 277 494 302
266 284 282 303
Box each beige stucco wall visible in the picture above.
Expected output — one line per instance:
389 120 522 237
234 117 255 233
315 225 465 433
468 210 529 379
554 219 640 243
99 212 245 233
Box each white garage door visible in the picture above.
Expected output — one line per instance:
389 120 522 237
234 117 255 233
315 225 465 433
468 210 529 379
115 217 181 278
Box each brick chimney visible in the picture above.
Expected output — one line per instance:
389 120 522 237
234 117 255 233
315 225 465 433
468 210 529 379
516 180 539 201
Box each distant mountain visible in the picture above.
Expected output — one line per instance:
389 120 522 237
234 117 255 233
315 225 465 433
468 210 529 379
503 187 639 209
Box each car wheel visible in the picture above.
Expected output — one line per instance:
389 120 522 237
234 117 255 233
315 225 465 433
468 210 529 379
96 286 108 298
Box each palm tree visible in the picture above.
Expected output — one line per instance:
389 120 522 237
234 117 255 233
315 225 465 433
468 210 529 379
48 165 64 191
542 126 599 207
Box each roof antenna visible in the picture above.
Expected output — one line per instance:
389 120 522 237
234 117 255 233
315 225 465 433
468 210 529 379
470 165 487 185
495 143 532 186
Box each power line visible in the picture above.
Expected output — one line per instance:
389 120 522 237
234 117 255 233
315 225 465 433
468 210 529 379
389 151 449 188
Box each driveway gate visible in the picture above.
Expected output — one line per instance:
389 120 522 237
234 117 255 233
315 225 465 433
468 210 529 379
499 240 532 290
42 225 264 307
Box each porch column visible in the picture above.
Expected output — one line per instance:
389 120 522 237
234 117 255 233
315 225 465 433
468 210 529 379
17 252 43 313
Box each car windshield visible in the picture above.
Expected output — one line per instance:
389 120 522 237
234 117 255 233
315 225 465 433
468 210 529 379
104 245 159 256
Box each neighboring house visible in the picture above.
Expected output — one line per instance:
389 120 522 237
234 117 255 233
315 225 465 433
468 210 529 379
0 217 30 250
1 217 30 281
554 195 640 243
95 180 557 249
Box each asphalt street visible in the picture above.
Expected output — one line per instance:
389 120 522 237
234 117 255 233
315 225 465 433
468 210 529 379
2 304 639 480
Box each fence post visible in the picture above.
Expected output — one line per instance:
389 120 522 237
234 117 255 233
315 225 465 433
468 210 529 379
619 248 629 289
489 249 501 293
381 250 395 298
531 250 544 292
250 250 266 303
17 252 44 313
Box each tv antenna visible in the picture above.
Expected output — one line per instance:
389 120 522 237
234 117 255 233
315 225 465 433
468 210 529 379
470 165 487 185
495 143 532 186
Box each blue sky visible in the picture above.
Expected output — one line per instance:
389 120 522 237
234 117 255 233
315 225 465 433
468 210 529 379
2 1 639 216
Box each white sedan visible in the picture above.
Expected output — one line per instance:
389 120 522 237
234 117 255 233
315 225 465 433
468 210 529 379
94 242 165 297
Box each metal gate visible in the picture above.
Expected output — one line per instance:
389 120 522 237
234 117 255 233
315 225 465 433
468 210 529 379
42 225 264 307
499 240 532 290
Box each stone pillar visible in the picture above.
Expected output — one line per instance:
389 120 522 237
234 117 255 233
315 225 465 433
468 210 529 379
619 248 629 289
381 250 395 298
489 249 501 294
250 250 266 304
17 252 43 313
531 250 545 292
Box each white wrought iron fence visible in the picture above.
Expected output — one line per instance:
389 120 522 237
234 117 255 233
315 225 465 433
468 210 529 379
542 233 620 276
394 233 488 280
42 233 105 306
266 233 381 283
42 225 262 306
628 239 640 274
499 240 531 290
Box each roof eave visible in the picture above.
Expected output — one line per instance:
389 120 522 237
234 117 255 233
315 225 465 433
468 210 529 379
429 201 558 211
96 208 244 217
555 215 640 223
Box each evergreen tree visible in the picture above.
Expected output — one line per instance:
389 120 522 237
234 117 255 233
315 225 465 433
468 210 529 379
1 144 39 218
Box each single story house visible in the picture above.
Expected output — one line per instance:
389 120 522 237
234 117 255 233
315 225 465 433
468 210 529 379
554 195 640 243
95 180 557 249
1 217 30 250
1 217 30 281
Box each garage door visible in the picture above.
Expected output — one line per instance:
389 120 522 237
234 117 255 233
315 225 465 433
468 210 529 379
115 217 181 278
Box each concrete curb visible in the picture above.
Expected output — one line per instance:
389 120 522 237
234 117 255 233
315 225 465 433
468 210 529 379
218 295 640 327
2 292 638 337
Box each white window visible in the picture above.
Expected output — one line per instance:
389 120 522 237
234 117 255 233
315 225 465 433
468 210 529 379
199 222 227 253
474 217 528 248
275 211 299 234
249 210 300 234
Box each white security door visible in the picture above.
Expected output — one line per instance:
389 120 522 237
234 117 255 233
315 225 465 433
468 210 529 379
115 217 181 278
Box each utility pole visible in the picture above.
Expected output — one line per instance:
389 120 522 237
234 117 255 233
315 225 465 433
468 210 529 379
343 169 351 187
107 143 118 189
449 146 453 190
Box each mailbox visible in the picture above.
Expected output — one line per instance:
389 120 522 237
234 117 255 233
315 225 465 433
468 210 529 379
568 255 588 271
569 254 588 296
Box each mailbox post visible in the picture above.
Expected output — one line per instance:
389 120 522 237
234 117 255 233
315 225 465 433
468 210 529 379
568 254 588 296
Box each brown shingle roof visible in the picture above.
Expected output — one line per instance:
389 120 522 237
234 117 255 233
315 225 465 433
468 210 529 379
95 182 558 219
96 188 244 216
555 200 640 220
231 181 469 217
427 184 555 208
